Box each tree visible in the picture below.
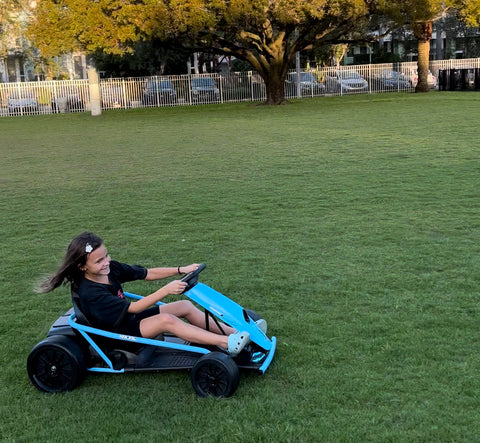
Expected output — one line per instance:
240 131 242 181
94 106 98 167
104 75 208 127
91 41 192 77
0 0 20 24
29 0 381 104
1 0 23 53
386 0 480 92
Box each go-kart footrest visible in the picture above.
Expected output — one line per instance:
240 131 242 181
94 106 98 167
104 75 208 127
134 348 200 371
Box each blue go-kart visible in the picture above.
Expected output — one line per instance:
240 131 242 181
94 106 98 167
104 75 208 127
27 263 276 397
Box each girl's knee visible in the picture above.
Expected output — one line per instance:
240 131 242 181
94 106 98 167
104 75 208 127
180 300 194 310
158 312 179 328
174 299 194 315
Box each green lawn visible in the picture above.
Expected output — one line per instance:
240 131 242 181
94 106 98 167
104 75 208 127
1 92 480 441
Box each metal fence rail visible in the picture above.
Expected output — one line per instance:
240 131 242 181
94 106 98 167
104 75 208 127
1 58 479 117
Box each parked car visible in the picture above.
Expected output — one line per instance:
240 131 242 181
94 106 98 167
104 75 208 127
403 69 437 88
369 70 412 91
285 72 325 96
101 84 130 109
7 89 39 115
325 70 369 93
51 85 85 113
191 77 220 103
143 79 177 106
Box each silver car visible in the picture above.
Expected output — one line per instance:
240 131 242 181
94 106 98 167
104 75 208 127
8 89 39 115
325 70 369 93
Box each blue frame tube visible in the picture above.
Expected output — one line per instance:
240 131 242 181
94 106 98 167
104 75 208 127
124 292 164 305
259 336 276 374
68 315 210 374
70 289 276 375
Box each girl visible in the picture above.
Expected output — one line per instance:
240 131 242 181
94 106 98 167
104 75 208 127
37 231 251 356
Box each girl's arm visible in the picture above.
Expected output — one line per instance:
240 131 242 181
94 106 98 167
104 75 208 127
145 263 199 281
127 279 187 313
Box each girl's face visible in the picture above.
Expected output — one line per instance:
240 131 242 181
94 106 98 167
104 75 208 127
81 244 111 282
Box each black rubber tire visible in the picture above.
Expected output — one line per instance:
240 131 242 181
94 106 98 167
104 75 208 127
190 352 240 398
27 335 86 393
245 309 261 322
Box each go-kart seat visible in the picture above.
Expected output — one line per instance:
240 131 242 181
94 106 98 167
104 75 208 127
70 290 146 362
71 290 93 327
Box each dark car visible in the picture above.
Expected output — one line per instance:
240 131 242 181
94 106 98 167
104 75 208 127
143 79 177 106
370 70 412 91
191 77 220 103
286 72 325 96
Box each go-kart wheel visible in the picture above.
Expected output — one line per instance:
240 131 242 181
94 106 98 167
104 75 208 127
190 352 239 398
27 336 86 393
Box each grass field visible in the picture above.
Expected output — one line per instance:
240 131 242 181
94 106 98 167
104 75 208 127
1 92 480 441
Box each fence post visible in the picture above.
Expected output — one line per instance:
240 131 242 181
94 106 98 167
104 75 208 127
249 72 254 101
88 68 101 116
16 82 24 116
219 74 223 103
368 64 371 94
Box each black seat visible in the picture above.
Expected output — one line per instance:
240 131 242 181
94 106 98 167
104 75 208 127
70 290 149 354
71 290 93 327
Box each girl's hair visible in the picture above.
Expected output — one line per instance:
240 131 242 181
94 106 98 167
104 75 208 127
37 231 104 293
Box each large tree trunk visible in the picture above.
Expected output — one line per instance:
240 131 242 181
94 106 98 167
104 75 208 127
241 27 292 105
412 21 433 93
263 69 287 105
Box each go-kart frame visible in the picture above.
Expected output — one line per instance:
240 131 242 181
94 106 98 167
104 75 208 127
27 263 276 397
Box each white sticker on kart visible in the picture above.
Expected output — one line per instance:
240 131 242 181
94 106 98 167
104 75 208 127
208 307 224 317
119 334 137 341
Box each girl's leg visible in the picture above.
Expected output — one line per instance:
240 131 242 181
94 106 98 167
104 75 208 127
139 312 229 348
160 300 236 335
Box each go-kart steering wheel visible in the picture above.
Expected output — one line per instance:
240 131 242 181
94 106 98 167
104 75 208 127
181 263 206 291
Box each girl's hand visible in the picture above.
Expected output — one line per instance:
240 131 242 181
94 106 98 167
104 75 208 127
180 263 199 275
164 279 188 295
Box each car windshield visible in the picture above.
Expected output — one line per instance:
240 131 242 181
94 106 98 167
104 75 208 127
381 71 404 79
192 78 215 87
338 71 362 79
148 80 173 89
292 73 316 82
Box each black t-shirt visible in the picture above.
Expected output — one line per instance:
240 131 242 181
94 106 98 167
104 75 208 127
75 260 148 330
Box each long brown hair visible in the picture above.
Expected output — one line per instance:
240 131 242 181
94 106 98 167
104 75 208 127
37 232 104 293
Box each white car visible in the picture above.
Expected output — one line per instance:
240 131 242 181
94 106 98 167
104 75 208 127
403 69 437 88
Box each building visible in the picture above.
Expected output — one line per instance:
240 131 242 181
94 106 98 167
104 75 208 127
344 16 480 65
0 1 88 82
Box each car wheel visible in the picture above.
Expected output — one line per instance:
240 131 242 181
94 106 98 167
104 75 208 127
27 335 86 393
190 352 239 398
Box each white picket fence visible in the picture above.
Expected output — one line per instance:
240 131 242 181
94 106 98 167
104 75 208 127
1 58 479 117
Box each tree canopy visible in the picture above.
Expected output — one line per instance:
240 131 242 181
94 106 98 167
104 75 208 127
29 0 380 104
27 0 480 101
